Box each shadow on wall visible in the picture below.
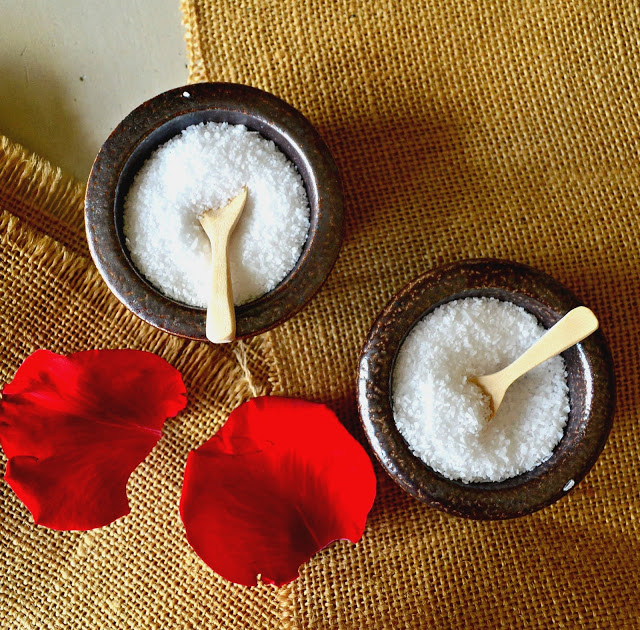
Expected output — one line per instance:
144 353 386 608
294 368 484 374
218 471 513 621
0 58 94 181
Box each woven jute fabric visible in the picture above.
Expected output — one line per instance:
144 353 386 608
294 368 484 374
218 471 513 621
180 1 638 628
1 0 639 627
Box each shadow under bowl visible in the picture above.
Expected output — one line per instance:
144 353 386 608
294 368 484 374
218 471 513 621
358 259 615 520
85 82 343 340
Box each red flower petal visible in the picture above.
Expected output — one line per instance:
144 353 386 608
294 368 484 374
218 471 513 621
0 349 186 530
179 396 376 587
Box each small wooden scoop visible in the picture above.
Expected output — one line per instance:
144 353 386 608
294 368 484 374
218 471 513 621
470 306 599 419
198 187 248 344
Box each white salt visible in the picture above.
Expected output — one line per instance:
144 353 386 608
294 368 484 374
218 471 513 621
392 297 570 483
123 122 310 306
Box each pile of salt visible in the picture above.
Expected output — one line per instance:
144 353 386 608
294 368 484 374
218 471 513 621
392 297 570 483
123 122 310 307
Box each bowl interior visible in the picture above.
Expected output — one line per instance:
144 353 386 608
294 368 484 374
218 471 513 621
358 260 615 519
390 288 589 492
114 110 318 311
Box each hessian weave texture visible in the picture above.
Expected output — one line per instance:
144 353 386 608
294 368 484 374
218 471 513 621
1 1 640 627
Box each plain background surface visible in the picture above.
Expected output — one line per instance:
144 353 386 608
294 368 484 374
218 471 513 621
0 0 187 180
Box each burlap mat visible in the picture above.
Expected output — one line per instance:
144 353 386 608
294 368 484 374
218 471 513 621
1 1 639 627
0 137 287 627
182 1 639 628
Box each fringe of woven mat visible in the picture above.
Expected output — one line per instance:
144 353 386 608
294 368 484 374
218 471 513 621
0 209 169 350
0 136 86 230
180 0 208 84
232 342 263 398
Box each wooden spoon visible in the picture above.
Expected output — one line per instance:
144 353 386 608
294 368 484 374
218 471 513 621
198 187 248 344
470 306 599 419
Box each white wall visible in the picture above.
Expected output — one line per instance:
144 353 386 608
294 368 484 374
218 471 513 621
0 0 188 180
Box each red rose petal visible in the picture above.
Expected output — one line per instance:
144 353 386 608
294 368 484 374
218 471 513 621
179 396 377 587
0 349 186 530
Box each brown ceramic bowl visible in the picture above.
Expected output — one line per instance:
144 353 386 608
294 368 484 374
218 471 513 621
358 259 615 520
85 83 343 340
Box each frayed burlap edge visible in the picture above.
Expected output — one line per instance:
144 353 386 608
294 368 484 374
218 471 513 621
181 0 208 83
0 135 85 232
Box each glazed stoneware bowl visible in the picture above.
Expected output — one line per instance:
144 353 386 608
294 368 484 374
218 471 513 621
85 83 343 340
358 259 615 520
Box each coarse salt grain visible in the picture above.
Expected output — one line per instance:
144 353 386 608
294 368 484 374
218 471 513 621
123 122 310 306
392 297 570 483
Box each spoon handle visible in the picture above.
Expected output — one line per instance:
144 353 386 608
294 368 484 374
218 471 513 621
498 306 599 386
206 232 236 343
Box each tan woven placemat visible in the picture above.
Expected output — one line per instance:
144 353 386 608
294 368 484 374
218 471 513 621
181 1 638 628
1 0 639 627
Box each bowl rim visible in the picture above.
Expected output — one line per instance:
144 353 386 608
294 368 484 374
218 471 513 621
85 82 343 340
357 258 615 520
